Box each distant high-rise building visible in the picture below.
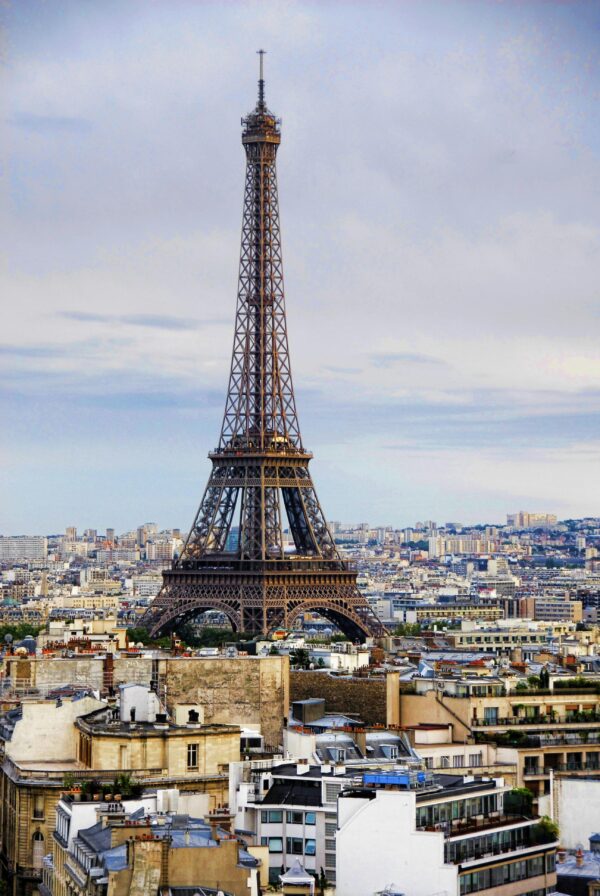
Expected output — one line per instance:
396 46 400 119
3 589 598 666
65 526 77 541
106 528 115 543
0 536 48 561
507 511 557 529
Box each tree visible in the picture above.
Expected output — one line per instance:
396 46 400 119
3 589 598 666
317 868 328 896
504 787 534 817
539 666 550 689
289 648 311 669
393 623 422 637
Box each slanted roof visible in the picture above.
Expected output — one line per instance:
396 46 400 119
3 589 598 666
280 859 314 885
262 780 322 808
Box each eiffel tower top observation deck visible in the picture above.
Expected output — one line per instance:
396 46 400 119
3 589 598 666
145 56 385 640
218 50 302 458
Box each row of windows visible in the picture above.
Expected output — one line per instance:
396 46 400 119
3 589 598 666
261 810 316 825
261 837 316 856
416 794 499 828
459 854 553 894
423 754 483 770
445 825 536 864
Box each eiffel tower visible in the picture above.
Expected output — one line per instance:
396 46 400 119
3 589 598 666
145 54 385 642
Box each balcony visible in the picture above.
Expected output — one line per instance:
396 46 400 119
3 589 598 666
419 814 530 837
472 714 600 731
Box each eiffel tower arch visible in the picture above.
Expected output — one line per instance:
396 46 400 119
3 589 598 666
144 55 385 643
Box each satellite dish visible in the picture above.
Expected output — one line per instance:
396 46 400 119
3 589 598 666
4 634 13 644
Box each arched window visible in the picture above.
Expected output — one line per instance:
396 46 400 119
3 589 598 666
32 832 44 869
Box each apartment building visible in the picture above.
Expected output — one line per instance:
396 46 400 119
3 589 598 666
0 687 240 896
0 538 48 562
47 794 265 896
336 770 558 896
401 676 600 798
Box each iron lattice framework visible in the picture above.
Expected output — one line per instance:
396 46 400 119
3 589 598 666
145 58 385 641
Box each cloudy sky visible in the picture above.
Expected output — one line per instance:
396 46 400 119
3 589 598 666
1 0 599 534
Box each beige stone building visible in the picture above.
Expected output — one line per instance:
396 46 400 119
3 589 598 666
0 689 242 896
2 654 288 747
400 677 600 799
46 795 267 896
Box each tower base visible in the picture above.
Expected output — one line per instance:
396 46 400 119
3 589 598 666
143 567 385 642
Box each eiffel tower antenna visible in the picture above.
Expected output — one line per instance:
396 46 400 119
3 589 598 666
257 48 266 107
144 58 385 641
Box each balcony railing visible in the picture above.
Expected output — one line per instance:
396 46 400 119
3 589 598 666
418 814 531 838
472 715 600 728
524 761 600 776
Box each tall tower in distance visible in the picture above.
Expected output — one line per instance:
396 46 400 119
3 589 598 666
145 54 384 641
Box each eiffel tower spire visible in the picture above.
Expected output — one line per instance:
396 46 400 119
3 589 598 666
144 58 385 640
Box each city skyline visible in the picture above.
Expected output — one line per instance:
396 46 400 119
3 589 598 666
2 1 600 532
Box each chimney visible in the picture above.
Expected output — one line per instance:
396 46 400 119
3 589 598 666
354 728 367 757
296 759 310 776
576 848 584 867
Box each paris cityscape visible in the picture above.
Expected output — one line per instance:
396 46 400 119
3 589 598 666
2 3 600 896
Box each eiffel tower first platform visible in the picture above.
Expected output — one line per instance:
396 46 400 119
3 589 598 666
144 55 385 642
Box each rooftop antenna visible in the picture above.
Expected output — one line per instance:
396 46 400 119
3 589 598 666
257 48 266 108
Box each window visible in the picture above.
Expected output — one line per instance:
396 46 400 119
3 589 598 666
33 795 44 820
305 839 316 856
468 753 482 767
32 833 44 870
440 756 450 768
484 707 498 723
268 838 283 853
325 783 342 803
262 810 283 823
325 838 336 851
187 743 198 769
286 837 303 855
424 757 434 769
453 755 464 768
325 822 336 836
286 811 303 824
305 812 316 826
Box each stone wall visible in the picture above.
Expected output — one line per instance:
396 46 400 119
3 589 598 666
160 655 289 748
290 671 399 726
5 654 289 748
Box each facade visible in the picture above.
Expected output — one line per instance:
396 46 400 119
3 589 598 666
233 761 344 884
336 771 558 896
0 538 48 562
48 795 265 896
2 654 289 749
0 689 241 896
401 678 600 798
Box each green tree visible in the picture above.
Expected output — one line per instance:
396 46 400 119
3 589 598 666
289 648 311 669
393 623 422 637
504 787 534 817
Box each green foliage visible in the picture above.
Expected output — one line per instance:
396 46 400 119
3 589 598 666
550 677 600 695
504 787 534 817
318 868 328 896
126 626 170 649
289 648 311 669
268 644 280 656
0 623 43 642
532 816 559 843
393 623 422 637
